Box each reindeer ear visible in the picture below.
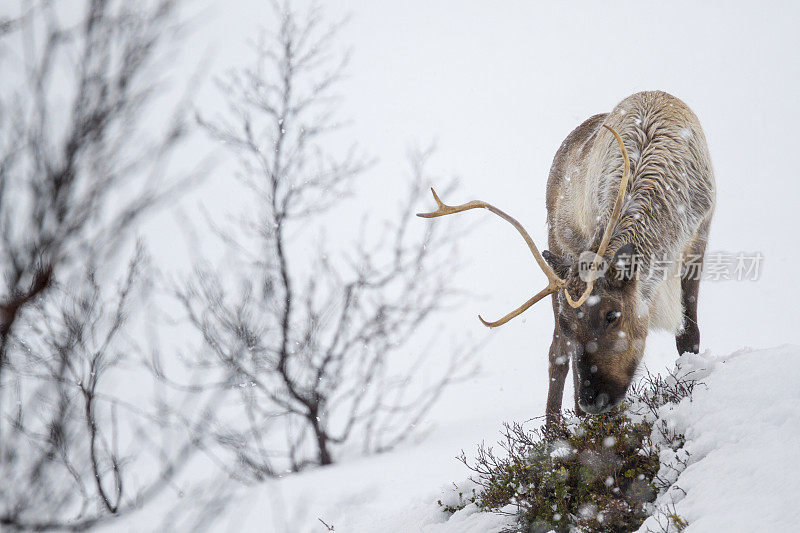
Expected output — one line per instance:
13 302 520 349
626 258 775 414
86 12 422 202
543 250 571 279
608 242 638 284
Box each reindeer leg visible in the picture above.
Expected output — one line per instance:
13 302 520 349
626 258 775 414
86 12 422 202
676 223 709 355
676 277 700 355
546 328 569 428
571 355 584 414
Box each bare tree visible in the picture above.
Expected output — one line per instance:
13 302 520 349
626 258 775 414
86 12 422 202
0 1 219 529
181 3 476 480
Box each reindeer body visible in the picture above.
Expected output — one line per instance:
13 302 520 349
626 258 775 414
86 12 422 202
544 91 715 419
417 90 715 423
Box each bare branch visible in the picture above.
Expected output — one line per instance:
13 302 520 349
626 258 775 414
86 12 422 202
0 1 221 529
181 3 476 480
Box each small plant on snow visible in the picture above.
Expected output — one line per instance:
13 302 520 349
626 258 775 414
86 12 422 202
441 368 697 532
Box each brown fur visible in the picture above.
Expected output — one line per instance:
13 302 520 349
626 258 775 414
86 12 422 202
544 91 715 422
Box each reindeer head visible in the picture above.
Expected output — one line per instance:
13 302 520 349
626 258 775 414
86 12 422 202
417 125 635 415
544 243 646 414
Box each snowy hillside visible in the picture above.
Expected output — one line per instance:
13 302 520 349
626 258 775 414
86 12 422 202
218 346 800 532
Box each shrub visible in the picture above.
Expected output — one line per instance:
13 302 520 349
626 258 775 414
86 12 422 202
444 370 696 532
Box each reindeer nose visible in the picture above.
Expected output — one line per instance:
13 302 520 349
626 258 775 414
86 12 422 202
578 391 611 415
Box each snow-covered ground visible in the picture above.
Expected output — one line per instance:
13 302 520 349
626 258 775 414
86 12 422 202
640 346 800 532
216 346 800 532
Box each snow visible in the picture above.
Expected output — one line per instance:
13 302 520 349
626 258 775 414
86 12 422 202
221 427 517 532
211 345 800 532
639 346 800 532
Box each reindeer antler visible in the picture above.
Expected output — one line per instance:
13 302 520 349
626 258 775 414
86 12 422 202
416 124 631 326
563 124 631 308
417 189 565 328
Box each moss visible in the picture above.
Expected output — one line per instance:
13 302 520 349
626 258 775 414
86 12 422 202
667 511 689 531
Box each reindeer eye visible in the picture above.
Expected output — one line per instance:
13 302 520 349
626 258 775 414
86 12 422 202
605 310 620 325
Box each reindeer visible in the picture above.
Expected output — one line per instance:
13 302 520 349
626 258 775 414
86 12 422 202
418 91 715 425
